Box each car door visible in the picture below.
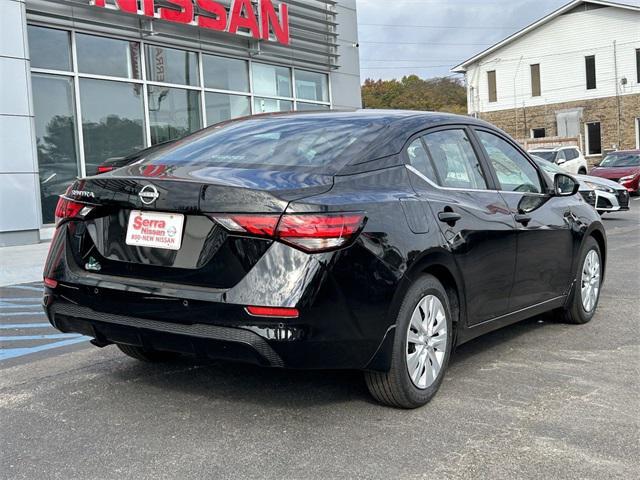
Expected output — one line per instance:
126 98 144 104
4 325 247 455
472 128 575 311
404 126 517 326
561 149 579 174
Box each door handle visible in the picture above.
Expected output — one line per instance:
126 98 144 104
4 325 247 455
438 211 462 226
514 214 531 226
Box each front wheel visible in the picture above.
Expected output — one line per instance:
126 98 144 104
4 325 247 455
557 237 602 324
365 274 453 408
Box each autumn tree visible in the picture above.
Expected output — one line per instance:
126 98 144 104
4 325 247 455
361 75 467 114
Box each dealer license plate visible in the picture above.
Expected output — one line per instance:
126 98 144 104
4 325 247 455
125 210 184 251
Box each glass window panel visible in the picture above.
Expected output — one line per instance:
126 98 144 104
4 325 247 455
295 70 329 102
148 86 202 144
476 130 542 193
423 129 487 190
32 74 79 224
407 139 437 183
28 26 71 71
253 97 293 114
145 45 199 86
79 78 145 175
296 102 330 111
76 33 141 79
205 93 250 126
251 63 292 97
203 55 249 92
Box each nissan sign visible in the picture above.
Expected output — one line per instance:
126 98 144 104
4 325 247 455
90 0 290 45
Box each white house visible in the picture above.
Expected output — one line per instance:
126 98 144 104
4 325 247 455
452 0 640 158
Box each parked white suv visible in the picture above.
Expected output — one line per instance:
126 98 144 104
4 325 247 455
528 146 588 175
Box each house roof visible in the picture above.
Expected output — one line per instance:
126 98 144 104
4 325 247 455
451 0 640 73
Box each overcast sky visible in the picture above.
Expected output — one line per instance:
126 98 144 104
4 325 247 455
355 0 572 81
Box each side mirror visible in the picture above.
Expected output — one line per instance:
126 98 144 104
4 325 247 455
554 173 580 196
556 157 567 165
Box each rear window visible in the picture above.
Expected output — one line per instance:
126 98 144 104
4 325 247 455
530 151 557 162
141 116 387 173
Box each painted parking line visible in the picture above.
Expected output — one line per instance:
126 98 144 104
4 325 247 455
0 304 43 309
5 285 43 292
0 333 83 341
0 311 45 317
0 323 52 329
0 336 89 361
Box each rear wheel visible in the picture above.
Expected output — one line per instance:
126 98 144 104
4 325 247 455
578 168 587 175
116 343 178 362
365 275 453 408
557 237 602 324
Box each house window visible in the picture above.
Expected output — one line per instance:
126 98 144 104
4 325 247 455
636 49 640 83
585 56 596 90
487 70 497 103
530 64 541 97
531 128 546 139
586 122 601 155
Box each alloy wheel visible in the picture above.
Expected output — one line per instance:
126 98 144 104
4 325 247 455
581 250 600 312
406 295 448 389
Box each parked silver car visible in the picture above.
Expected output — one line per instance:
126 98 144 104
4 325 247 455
533 156 630 214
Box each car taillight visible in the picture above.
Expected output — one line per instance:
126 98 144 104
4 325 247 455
97 165 114 174
54 196 84 223
213 214 280 236
210 213 366 252
276 213 366 252
245 306 299 318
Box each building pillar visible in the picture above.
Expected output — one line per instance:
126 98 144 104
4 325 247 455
0 0 41 246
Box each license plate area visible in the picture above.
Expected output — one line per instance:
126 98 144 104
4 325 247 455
126 210 184 250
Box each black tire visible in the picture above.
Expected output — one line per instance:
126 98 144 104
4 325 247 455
116 343 178 362
364 274 453 408
557 237 602 324
578 168 587 175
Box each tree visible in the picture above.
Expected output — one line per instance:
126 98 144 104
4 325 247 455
361 75 467 114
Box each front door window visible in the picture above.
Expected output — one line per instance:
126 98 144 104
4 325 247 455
476 131 542 193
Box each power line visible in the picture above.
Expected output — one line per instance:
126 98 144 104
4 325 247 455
360 59 463 62
359 41 493 46
361 65 453 69
359 23 519 30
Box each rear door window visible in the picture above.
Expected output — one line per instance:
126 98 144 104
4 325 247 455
565 149 579 160
422 129 488 189
406 139 438 184
476 130 543 193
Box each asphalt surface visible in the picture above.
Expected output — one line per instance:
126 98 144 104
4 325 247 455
1 199 639 480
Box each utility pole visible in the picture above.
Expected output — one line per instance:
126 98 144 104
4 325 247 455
613 40 622 149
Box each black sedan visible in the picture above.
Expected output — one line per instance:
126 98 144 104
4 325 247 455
43 111 606 408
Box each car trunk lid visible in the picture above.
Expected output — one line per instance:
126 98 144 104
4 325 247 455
64 167 334 289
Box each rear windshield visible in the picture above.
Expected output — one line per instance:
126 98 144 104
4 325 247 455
600 153 640 167
530 151 557 162
141 116 388 173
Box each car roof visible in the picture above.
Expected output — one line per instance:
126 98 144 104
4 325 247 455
529 146 577 152
608 149 640 154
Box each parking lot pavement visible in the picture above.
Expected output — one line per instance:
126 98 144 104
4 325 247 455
1 200 639 480
0 283 89 363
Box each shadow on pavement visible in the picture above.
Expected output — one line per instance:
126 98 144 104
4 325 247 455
104 316 550 408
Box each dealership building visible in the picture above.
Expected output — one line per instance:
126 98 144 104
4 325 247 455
0 0 361 246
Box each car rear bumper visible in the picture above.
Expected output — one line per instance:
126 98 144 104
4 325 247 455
44 292 389 370
43 225 401 371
